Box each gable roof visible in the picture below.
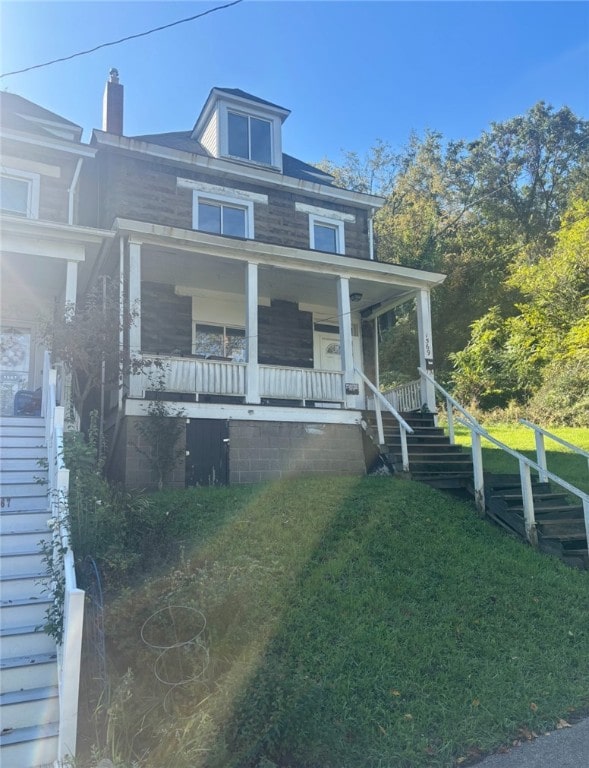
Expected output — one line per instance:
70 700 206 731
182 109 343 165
212 88 290 114
0 91 82 141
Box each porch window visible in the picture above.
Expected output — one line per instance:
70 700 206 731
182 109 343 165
194 323 246 361
193 191 254 238
0 170 39 218
228 111 272 165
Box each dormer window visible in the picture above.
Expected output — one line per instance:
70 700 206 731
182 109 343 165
192 88 290 172
228 112 272 165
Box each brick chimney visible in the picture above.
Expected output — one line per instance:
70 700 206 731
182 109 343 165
102 68 123 134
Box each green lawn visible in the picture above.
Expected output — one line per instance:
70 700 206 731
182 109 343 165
451 422 589 495
98 475 589 768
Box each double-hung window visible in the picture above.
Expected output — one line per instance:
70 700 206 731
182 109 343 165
0 169 40 218
309 214 345 254
192 191 254 239
194 323 246 361
227 111 272 165
198 200 247 237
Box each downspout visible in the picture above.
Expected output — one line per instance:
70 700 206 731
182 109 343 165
368 207 375 260
68 157 83 225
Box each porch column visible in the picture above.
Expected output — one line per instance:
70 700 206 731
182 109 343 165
65 261 78 311
336 276 356 406
245 262 260 404
128 239 142 357
128 239 142 398
416 288 436 412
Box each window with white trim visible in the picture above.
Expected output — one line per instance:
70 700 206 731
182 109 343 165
227 111 272 165
194 323 246 361
309 214 345 255
0 169 40 218
192 191 254 239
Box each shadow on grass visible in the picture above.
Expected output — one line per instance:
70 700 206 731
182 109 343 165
99 476 589 768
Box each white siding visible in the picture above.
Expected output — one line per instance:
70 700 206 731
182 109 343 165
200 111 218 156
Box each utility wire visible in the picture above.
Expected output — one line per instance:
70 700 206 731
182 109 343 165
0 0 243 79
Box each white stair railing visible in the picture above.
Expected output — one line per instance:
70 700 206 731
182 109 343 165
42 351 84 763
519 419 589 483
418 367 479 446
355 367 414 472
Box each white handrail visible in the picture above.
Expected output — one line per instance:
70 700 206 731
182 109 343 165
355 367 413 472
418 367 480 445
456 417 589 550
42 351 84 763
519 419 589 483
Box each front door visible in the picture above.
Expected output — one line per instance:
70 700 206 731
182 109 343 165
0 327 32 416
185 419 229 486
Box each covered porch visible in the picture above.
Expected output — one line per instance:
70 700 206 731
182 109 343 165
115 218 444 415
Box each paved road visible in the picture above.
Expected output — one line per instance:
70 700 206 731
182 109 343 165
475 717 589 767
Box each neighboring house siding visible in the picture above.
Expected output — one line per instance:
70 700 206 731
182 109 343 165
96 152 370 258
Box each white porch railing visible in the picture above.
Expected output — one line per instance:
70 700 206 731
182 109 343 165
355 367 414 471
519 419 589 484
131 356 345 403
260 365 344 402
42 351 84 763
381 379 422 413
418 367 479 446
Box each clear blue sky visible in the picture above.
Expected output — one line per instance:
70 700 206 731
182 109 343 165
1 1 588 164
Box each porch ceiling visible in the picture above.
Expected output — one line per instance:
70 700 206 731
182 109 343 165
141 245 416 313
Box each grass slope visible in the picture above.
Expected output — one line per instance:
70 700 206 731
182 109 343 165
104 476 589 768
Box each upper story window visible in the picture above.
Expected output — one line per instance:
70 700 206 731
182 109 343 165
179 178 268 240
296 202 355 256
0 169 40 218
228 112 272 165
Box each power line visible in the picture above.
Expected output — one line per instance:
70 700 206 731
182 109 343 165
0 0 244 79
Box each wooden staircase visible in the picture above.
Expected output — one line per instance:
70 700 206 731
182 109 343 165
364 410 473 489
483 474 588 569
364 410 588 569
0 416 59 768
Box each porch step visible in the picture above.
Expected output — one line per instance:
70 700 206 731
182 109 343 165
1 549 45 576
0 596 52 629
1 572 46 600
0 721 59 768
0 625 55 658
0 685 59 730
0 509 51 532
0 528 49 553
0 652 58 694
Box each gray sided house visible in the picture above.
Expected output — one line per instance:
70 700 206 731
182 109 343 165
1 74 445 489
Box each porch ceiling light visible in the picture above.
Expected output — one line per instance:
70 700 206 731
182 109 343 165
350 292 363 303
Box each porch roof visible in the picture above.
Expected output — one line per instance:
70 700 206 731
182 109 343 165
114 217 446 316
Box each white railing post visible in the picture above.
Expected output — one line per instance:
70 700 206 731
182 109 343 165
534 431 548 483
583 499 589 553
375 398 385 446
446 396 455 445
400 428 410 472
57 583 84 760
471 429 485 516
519 460 538 547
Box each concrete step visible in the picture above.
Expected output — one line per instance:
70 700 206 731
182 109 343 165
0 652 58 694
0 509 51 532
0 685 59 731
0 721 58 768
0 624 55 658
0 596 51 629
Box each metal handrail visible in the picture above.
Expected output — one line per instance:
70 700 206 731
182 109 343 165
519 419 589 483
355 367 413 471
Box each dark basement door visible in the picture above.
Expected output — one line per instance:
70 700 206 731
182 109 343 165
185 419 229 486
